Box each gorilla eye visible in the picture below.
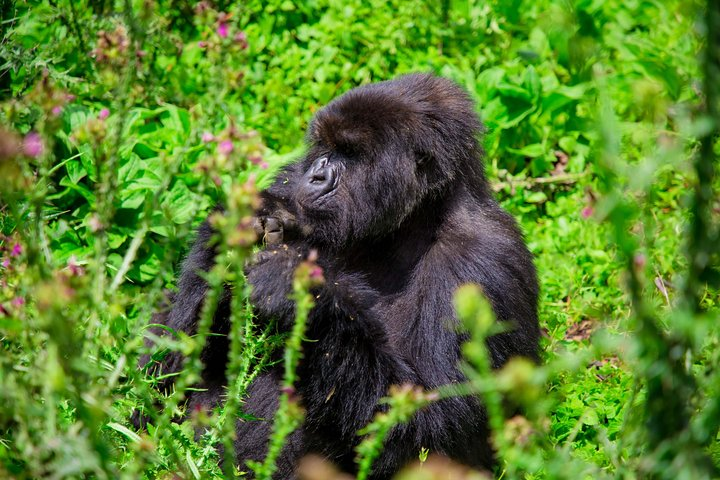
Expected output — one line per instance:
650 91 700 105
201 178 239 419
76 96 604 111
417 152 433 165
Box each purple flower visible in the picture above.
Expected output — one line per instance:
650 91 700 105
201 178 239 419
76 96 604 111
23 133 44 158
98 108 110 120
217 140 234 155
10 244 22 257
201 132 215 143
217 22 229 38
52 106 63 116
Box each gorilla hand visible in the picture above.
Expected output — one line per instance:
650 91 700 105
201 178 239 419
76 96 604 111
246 244 304 326
253 209 299 247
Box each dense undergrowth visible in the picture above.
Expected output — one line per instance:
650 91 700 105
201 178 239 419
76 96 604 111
0 0 719 478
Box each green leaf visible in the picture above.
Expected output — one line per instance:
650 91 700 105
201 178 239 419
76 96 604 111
525 191 548 204
508 143 545 158
106 422 142 443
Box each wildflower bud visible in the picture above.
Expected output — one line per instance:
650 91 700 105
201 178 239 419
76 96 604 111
23 133 44 158
295 250 325 289
67 256 85 276
497 358 535 393
194 1 209 14
218 140 234 155
234 31 248 49
88 214 103 232
217 21 229 38
454 283 494 334
98 108 110 120
634 253 646 270
10 243 22 257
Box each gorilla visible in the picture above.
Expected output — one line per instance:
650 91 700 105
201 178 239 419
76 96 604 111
138 73 540 479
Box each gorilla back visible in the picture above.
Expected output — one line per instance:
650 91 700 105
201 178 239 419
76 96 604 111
142 73 540 478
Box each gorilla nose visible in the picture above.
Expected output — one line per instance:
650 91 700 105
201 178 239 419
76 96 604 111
299 157 339 203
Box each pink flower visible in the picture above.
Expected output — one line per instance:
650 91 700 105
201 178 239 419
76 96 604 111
52 106 63 116
634 253 646 269
10 244 22 257
198 41 207 48
201 132 215 143
1 258 9 268
234 31 248 48
98 108 110 120
217 22 229 38
259 161 269 170
11 297 24 307
309 266 324 279
217 140 233 155
23 133 44 158
581 206 593 219
67 256 85 276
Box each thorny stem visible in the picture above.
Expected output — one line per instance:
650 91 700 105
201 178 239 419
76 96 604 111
683 0 720 312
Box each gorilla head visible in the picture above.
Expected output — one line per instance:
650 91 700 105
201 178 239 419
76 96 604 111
293 74 489 248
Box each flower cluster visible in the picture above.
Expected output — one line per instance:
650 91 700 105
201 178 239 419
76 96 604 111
71 108 112 145
24 71 75 122
91 26 130 65
195 6 249 53
0 237 24 317
197 123 267 180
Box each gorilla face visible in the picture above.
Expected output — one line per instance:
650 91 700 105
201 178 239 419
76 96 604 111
292 74 484 248
295 142 422 248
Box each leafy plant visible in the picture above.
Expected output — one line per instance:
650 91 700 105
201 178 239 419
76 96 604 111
0 0 718 478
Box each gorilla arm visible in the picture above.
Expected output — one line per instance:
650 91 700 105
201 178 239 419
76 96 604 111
138 163 302 393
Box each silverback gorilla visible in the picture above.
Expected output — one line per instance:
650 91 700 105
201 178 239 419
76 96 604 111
139 73 540 478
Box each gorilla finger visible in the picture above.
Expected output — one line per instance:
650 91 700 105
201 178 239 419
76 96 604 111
264 229 284 246
263 217 284 246
252 217 264 238
264 217 282 234
281 215 298 233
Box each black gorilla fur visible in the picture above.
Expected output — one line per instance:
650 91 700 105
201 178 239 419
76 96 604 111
139 73 540 478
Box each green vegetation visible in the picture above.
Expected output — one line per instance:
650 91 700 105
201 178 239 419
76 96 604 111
0 0 718 478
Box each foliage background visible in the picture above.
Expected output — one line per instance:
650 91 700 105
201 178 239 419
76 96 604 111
0 0 718 479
